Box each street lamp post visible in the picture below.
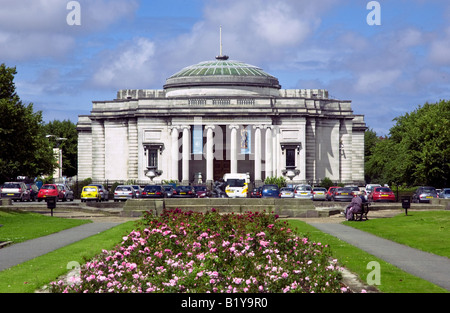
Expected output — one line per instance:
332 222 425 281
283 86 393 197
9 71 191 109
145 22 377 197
46 135 67 179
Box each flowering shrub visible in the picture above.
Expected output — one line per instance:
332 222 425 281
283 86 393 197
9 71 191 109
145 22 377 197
51 209 347 293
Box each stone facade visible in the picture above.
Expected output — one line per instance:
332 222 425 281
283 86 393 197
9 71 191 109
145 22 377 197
77 58 366 186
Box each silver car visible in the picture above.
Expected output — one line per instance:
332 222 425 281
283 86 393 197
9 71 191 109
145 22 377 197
412 186 438 203
132 185 142 198
114 185 136 202
0 182 30 202
312 187 327 201
280 187 294 198
438 188 450 199
294 184 313 200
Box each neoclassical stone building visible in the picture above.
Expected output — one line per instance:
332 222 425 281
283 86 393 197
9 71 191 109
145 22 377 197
77 54 366 187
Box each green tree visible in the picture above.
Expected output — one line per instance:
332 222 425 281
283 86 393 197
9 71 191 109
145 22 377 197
43 120 78 177
0 64 54 182
264 176 286 189
366 100 449 187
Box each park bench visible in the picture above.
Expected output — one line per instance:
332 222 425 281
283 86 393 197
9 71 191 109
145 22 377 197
353 202 370 221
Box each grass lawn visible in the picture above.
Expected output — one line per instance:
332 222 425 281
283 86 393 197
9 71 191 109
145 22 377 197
342 210 450 258
0 209 91 243
0 220 136 293
287 217 448 293
0 209 448 293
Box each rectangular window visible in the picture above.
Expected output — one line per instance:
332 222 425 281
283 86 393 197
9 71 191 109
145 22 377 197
286 148 296 167
148 149 158 168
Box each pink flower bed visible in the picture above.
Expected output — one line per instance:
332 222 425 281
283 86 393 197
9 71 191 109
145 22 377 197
51 209 347 293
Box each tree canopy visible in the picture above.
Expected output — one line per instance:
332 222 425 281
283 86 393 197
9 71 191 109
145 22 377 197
0 64 55 182
365 100 449 188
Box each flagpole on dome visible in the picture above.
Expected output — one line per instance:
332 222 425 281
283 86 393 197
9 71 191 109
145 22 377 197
216 25 229 60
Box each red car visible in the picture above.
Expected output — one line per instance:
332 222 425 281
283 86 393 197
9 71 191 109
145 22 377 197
193 185 211 198
326 186 340 201
369 187 396 202
37 184 64 202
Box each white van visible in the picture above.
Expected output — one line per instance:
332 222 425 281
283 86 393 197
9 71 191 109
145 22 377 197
223 173 250 198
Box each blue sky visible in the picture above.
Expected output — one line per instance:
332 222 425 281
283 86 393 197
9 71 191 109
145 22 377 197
1 0 449 136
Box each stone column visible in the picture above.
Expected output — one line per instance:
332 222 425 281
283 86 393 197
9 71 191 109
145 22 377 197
205 125 215 185
182 126 191 184
265 126 273 179
92 120 105 181
229 125 239 173
272 126 278 177
171 126 179 182
253 125 262 185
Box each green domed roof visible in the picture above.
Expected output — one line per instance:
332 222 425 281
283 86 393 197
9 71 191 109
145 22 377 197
164 57 281 90
169 60 276 79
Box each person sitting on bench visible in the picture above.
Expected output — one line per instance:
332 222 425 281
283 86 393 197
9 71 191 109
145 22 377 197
345 194 363 221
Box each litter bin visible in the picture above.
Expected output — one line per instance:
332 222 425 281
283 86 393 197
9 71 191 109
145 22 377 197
401 196 411 215
46 196 57 216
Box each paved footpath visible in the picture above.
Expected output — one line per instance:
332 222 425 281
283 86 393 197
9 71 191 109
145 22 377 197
0 222 120 272
309 222 450 291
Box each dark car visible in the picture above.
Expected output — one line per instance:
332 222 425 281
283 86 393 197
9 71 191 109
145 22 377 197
162 185 175 198
331 187 354 202
26 183 39 201
141 185 165 198
250 187 262 198
412 186 438 203
261 184 280 198
193 185 211 198
173 185 196 198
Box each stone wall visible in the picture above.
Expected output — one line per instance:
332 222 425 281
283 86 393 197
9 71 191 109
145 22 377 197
122 198 318 218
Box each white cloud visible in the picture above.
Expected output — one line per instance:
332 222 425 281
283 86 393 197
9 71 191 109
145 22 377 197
0 0 138 61
355 69 402 93
91 38 157 89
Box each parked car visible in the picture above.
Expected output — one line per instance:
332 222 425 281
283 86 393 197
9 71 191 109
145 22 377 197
0 182 30 202
345 186 363 196
89 184 109 201
412 186 438 203
312 187 327 201
26 183 39 201
162 185 175 198
261 184 280 198
114 185 136 202
326 186 340 201
250 187 262 198
364 184 382 201
331 187 354 202
438 188 450 199
81 185 101 202
193 185 211 198
38 184 64 202
369 187 395 202
142 185 166 198
57 184 74 202
294 184 313 200
131 185 142 198
173 185 196 198
279 187 294 198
